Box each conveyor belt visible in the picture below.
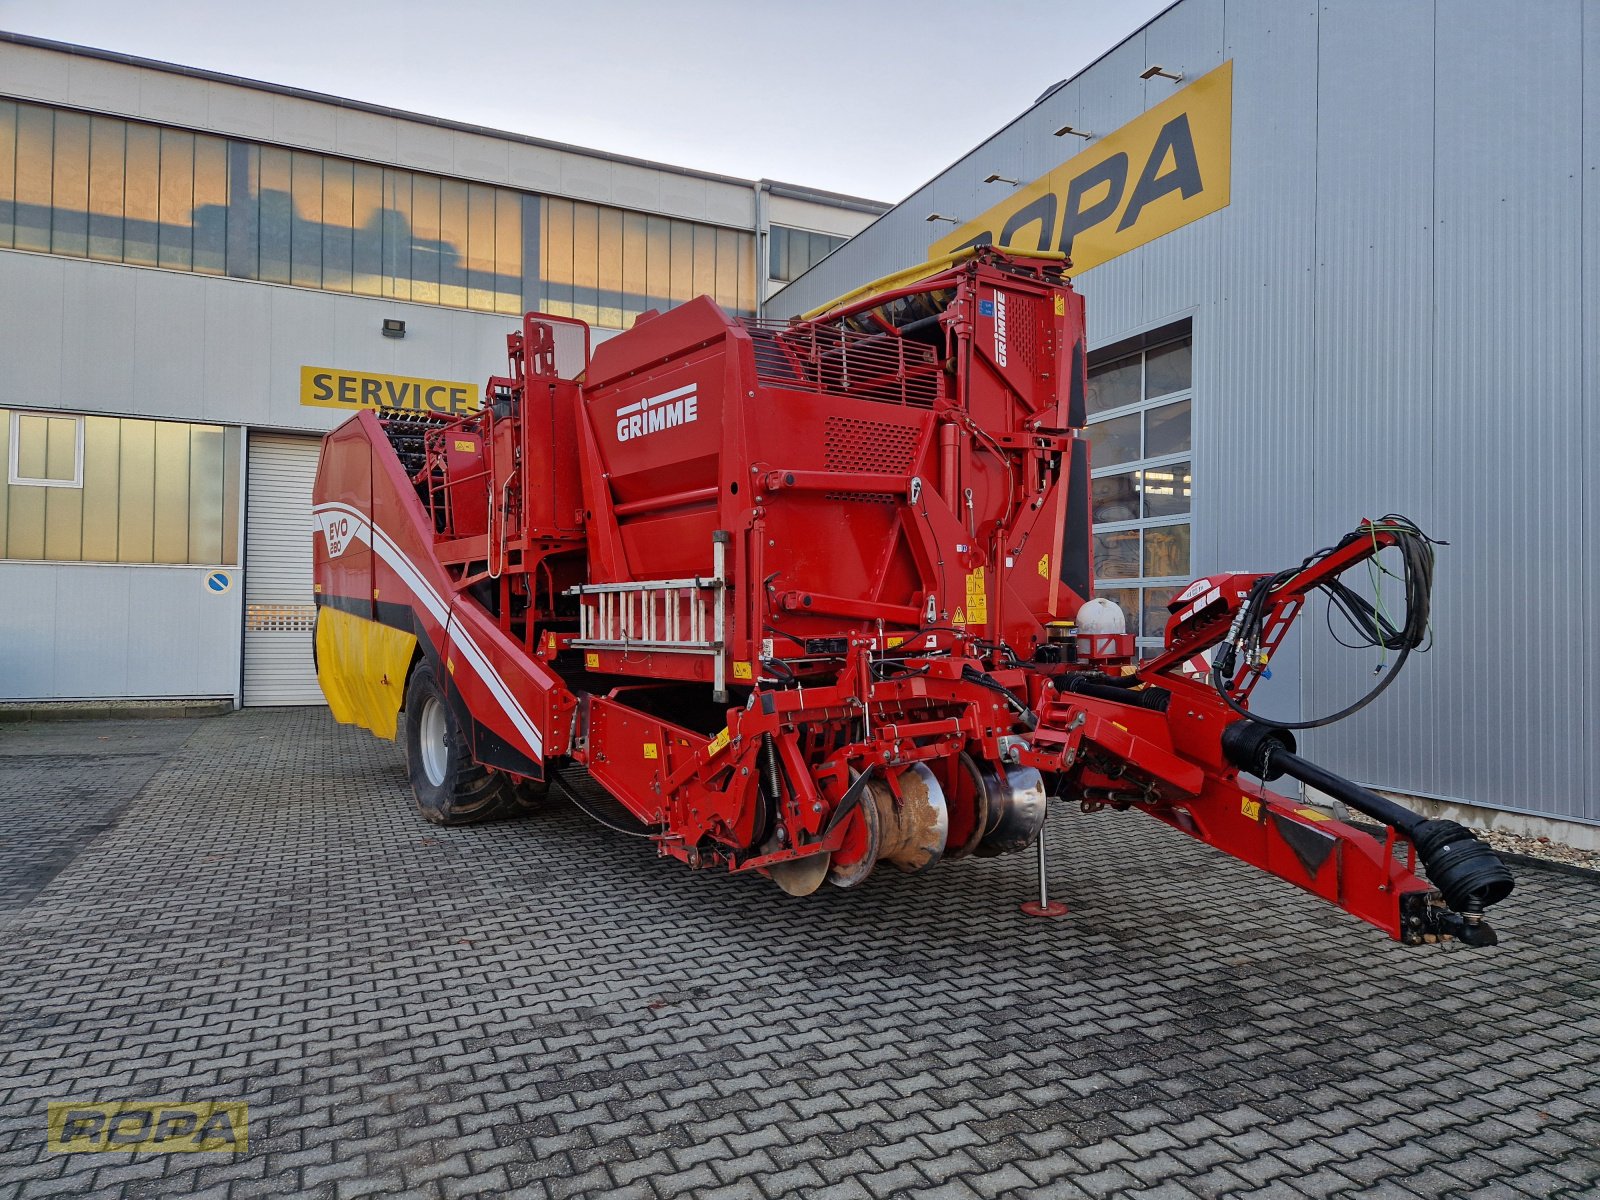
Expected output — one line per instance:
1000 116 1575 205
553 764 658 838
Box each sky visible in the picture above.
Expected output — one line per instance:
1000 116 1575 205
0 0 1172 201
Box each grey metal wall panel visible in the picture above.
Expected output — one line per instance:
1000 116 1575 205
0 563 240 698
769 0 1597 825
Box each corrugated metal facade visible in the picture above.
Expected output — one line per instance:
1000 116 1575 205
770 0 1597 826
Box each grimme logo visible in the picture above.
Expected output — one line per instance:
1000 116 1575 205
993 291 1009 367
616 383 698 442
47 1101 249 1153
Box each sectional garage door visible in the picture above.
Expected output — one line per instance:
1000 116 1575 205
243 433 324 706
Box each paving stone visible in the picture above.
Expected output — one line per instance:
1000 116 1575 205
0 709 1595 1200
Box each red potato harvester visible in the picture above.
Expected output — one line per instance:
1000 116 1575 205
312 247 1512 945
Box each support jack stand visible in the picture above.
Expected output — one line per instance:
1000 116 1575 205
1020 811 1068 918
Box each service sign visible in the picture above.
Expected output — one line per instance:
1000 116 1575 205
300 366 479 416
929 61 1232 272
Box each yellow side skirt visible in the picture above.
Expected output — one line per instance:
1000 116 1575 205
315 606 418 742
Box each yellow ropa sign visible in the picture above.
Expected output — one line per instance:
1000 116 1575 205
930 61 1233 273
48 1101 248 1153
300 366 479 416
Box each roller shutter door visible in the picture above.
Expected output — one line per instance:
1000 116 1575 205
243 433 324 706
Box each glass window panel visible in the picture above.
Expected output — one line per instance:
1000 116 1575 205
187 424 226 563
0 101 16 248
43 472 83 559
256 145 291 284
43 416 78 483
1145 337 1191 398
225 141 259 280
87 116 126 262
80 416 120 561
1142 523 1190 578
321 157 353 292
191 135 227 275
668 220 693 303
1142 585 1181 642
1141 460 1190 518
1095 587 1138 624
569 201 599 324
1085 354 1139 416
13 413 56 479
621 211 648 325
595 205 623 328
14 104 55 253
353 163 384 296
152 420 190 564
540 196 573 317
436 178 468 307
493 188 522 314
1093 528 1140 580
769 225 787 281
1145 398 1191 459
715 227 740 314
221 426 241 565
691 223 717 303
116 419 155 562
157 129 194 271
466 182 496 311
50 109 89 258
0 411 9 553
123 124 161 267
1087 411 1139 467
1091 470 1141 523
736 229 755 317
386 171 416 299
289 151 322 288
645 214 671 312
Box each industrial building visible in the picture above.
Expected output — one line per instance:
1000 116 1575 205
770 0 1597 840
0 32 883 707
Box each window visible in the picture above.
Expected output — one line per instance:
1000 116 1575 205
0 410 241 565
1084 330 1193 655
8 412 84 487
768 224 846 283
539 197 755 327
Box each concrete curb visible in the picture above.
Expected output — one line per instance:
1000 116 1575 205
0 700 235 723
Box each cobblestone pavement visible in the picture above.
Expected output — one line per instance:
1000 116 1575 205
1 708 1597 1199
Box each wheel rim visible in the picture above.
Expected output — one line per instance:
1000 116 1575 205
418 695 449 787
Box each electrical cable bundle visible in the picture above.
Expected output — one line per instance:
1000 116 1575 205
1212 515 1442 730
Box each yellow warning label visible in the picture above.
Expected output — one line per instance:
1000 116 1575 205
1241 796 1262 822
1296 807 1333 823
545 632 558 652
1037 553 1050 579
952 607 966 626
453 439 476 453
732 660 753 680
446 658 455 676
643 743 658 760
965 568 988 626
1053 295 1066 316
584 652 600 669
886 635 906 649
707 728 731 756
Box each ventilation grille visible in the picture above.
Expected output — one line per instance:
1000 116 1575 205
247 603 317 633
823 416 920 475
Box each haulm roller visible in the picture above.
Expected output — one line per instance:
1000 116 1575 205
312 247 1512 946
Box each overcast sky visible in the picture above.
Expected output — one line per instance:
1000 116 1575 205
0 0 1172 200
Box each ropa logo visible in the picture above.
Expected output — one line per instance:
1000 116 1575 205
993 291 1008 367
48 1101 248 1153
616 383 699 442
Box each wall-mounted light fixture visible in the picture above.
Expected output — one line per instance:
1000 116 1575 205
1053 124 1094 140
925 212 958 224
982 173 1018 185
1140 65 1184 82
381 318 406 339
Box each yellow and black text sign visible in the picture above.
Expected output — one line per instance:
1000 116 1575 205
47 1101 249 1153
300 366 479 417
930 61 1232 273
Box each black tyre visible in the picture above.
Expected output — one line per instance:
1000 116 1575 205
403 662 519 825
